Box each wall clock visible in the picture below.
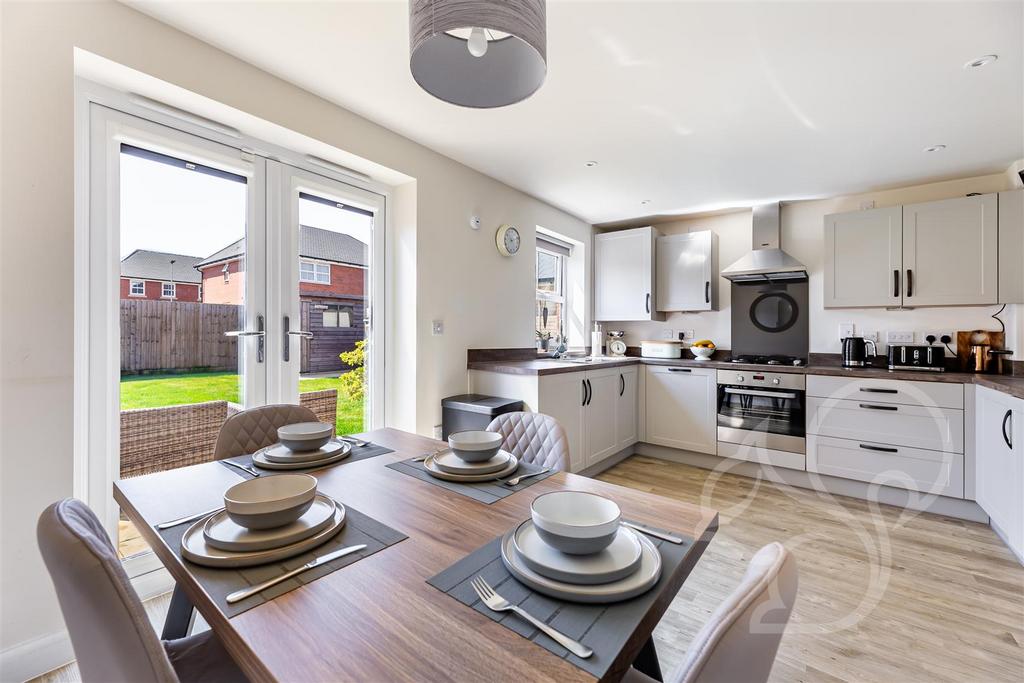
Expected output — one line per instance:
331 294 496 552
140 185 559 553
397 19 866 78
495 224 521 256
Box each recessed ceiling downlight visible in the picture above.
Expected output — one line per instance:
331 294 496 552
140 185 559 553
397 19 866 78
924 144 947 153
964 54 998 69
640 200 651 205
584 161 599 167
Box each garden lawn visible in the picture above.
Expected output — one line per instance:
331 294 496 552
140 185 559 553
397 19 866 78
120 372 364 434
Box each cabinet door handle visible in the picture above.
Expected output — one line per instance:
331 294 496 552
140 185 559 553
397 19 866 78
619 373 625 397
859 403 898 411
859 443 899 453
645 293 650 314
893 269 899 298
581 379 587 407
1002 409 1013 449
667 367 692 373
860 387 898 394
906 269 913 297
586 379 593 406
704 281 710 304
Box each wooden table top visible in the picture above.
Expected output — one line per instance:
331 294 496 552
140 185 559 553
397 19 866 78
115 428 718 683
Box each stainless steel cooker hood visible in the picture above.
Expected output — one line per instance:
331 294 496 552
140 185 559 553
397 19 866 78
721 203 808 281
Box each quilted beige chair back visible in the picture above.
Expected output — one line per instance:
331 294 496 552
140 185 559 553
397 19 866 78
485 411 569 470
677 542 798 683
37 499 180 683
214 404 319 460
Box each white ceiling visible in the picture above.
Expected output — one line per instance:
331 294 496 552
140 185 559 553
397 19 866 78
128 1 1023 225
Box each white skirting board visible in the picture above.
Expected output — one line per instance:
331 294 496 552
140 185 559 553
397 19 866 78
634 442 989 523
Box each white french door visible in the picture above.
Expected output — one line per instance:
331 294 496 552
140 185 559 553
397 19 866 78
82 102 385 559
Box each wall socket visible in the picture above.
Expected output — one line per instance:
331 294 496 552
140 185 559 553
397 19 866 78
432 425 443 439
660 329 675 340
923 331 954 346
838 323 855 339
862 330 879 343
886 330 914 344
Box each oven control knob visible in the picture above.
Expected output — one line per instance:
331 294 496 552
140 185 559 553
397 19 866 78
736 375 744 382
772 378 781 385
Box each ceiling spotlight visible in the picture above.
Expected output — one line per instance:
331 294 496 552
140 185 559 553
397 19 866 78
641 200 651 205
924 144 947 153
584 161 599 167
964 54 998 69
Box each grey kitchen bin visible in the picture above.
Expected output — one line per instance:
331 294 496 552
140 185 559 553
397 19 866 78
441 394 524 440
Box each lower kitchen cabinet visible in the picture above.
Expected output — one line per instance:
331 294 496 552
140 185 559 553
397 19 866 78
975 386 1023 559
644 365 717 454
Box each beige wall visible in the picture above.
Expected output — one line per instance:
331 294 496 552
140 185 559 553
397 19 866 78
611 173 1021 358
0 1 590 675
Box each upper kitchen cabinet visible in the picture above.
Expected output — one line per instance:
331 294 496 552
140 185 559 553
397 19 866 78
824 205 902 308
999 189 1024 304
902 194 998 307
656 231 718 312
594 226 663 321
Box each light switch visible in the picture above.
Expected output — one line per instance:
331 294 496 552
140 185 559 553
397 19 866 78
887 330 914 343
432 320 444 336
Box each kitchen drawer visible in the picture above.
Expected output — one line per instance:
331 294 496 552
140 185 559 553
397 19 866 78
806 375 963 409
808 435 964 498
717 440 805 472
807 396 963 453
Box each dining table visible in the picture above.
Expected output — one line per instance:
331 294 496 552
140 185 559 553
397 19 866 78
115 427 719 683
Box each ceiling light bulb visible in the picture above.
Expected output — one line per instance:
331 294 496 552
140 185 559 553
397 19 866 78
467 27 488 57
584 161 598 167
924 144 947 153
964 54 998 69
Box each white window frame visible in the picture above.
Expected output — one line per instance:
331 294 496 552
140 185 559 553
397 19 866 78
536 246 567 337
129 279 145 296
299 259 331 285
161 281 176 299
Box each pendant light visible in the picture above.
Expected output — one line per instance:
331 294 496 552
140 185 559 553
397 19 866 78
409 0 547 108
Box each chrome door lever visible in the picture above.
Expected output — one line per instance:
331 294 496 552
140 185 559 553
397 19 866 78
282 316 313 362
226 314 265 363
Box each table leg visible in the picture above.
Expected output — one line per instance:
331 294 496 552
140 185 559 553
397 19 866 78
632 636 664 681
161 584 195 640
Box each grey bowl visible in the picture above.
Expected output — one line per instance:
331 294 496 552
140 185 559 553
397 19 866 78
223 473 318 530
278 422 333 452
226 498 315 530
534 525 618 555
448 431 503 463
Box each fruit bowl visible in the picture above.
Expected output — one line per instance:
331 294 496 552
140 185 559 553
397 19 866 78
691 346 714 360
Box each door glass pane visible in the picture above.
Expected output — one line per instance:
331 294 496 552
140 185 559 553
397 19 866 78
296 191 372 435
117 144 248 558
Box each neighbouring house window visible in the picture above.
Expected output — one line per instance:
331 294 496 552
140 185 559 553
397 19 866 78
322 304 352 328
537 238 569 343
222 264 230 283
300 260 331 284
162 282 176 298
130 280 144 296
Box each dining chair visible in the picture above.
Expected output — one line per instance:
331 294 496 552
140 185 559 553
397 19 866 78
624 542 798 683
213 403 320 460
485 411 569 470
37 499 248 683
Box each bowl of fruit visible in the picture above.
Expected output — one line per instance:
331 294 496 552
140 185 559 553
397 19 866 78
690 339 716 360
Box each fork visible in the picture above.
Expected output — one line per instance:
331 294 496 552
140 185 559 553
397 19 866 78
339 435 370 448
414 448 448 462
470 576 593 659
223 460 262 478
503 468 550 487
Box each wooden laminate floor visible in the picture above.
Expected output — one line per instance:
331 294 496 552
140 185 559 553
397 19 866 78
34 456 1023 682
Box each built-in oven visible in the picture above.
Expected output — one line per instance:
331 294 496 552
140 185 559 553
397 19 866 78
716 369 806 454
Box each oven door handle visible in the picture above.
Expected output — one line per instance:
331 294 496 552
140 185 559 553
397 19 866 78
723 387 798 400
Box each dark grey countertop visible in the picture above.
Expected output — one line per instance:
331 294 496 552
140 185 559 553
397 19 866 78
467 356 1024 400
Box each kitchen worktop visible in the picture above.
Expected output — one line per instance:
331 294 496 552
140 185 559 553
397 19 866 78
467 353 1024 400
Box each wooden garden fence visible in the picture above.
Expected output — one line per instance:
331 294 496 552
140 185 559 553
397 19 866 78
120 299 241 373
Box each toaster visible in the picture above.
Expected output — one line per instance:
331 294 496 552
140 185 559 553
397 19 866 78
887 344 945 372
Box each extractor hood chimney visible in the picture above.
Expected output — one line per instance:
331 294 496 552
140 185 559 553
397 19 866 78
721 203 808 281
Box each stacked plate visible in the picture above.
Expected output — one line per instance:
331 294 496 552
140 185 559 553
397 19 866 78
423 449 519 482
251 422 352 470
181 474 347 568
500 491 662 603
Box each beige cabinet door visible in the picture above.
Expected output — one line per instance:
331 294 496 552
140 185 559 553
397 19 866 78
594 227 661 321
824 206 902 308
975 387 1023 556
902 194 998 306
538 373 586 472
656 231 715 311
999 190 1024 304
644 366 717 454
615 366 639 451
583 367 621 468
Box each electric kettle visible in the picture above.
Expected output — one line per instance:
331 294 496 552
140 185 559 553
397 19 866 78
841 337 877 368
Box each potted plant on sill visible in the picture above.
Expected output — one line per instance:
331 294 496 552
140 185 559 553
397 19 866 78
536 330 552 352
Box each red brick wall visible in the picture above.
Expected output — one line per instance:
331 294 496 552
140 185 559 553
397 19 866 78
300 263 365 298
120 278 200 302
199 260 245 305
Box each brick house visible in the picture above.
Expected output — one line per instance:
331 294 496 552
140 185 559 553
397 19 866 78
196 226 367 373
119 250 203 302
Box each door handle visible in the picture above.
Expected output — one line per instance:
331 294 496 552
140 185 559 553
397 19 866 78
619 373 625 397
906 269 913 297
704 281 710 304
645 293 650 314
586 379 593 406
859 403 898 411
893 269 899 298
859 443 899 453
1002 409 1013 449
282 316 313 362
226 314 264 363
581 379 589 407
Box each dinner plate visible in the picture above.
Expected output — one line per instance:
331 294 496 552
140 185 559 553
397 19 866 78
423 452 518 482
252 445 351 470
202 493 337 552
260 438 350 464
433 449 511 475
511 519 644 585
181 503 346 568
500 525 661 603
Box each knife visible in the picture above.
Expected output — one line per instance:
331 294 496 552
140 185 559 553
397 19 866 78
622 521 684 544
155 506 222 530
225 544 368 604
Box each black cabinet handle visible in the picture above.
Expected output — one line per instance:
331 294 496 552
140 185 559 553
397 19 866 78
619 373 625 397
582 379 587 407
1002 409 1013 449
860 387 898 394
704 281 710 304
859 443 899 453
585 379 593 406
667 367 692 372
906 269 913 297
645 293 650 314
859 403 898 411
893 269 899 298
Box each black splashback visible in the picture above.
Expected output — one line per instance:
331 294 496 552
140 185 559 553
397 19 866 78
730 279 809 360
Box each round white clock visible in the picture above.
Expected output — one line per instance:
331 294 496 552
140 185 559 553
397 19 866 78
495 224 521 256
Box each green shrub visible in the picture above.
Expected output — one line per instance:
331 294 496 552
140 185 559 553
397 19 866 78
338 340 365 400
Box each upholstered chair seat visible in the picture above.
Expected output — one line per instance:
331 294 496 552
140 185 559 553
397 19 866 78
214 404 320 460
485 411 569 470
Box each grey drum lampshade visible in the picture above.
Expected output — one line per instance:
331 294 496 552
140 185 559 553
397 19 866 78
410 0 547 108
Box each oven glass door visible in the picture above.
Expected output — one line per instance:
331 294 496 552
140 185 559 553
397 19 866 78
717 384 805 438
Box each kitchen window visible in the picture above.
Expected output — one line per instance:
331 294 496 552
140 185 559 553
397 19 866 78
162 282 176 298
129 280 145 296
300 260 331 284
322 304 352 328
536 237 569 342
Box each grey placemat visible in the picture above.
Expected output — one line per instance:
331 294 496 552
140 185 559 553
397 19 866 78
428 522 695 679
157 504 406 617
219 442 394 479
386 456 556 504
